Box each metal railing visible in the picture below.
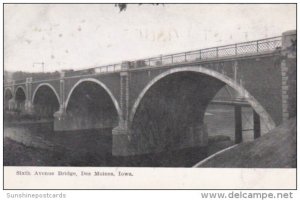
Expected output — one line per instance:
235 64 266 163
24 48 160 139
4 35 284 85
137 35 282 68
65 63 122 77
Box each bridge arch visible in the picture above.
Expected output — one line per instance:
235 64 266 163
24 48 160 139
14 86 26 99
32 83 60 119
4 87 13 96
130 66 276 131
14 86 26 112
65 78 122 123
32 83 60 105
4 87 13 99
4 88 13 110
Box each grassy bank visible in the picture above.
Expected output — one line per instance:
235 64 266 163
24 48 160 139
196 118 296 168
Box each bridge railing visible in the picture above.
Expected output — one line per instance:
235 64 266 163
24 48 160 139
132 36 282 68
94 63 122 74
32 73 61 81
5 35 284 85
63 35 283 77
65 63 122 77
14 79 27 84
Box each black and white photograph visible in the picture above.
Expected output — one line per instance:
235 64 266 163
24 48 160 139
2 3 297 190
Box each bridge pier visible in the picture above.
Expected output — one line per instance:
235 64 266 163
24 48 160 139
20 77 34 114
253 110 261 139
53 107 69 131
54 72 67 129
8 98 17 111
112 62 132 156
112 124 132 156
24 100 34 114
234 105 243 144
112 123 208 156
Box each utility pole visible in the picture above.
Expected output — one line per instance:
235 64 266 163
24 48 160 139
42 62 44 73
33 62 45 73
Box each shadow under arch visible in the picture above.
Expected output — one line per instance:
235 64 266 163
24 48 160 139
15 86 26 99
64 78 123 123
4 87 13 96
129 66 276 132
32 83 61 119
14 86 26 112
4 87 13 99
32 83 60 105
4 88 13 110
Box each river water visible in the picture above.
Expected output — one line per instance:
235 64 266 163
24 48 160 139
205 104 268 142
4 104 267 167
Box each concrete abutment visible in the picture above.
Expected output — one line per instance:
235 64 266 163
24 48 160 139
111 123 208 156
281 30 296 121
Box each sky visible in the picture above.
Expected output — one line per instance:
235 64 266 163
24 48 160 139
4 4 296 72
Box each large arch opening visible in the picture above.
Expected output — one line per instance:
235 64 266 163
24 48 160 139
4 88 13 111
129 67 275 161
131 71 224 155
65 80 120 131
15 87 26 112
51 79 122 160
32 84 60 119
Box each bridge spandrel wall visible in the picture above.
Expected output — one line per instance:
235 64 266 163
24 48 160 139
128 67 174 112
237 57 283 125
197 56 282 126
201 62 235 78
64 73 121 106
128 54 283 129
53 73 122 131
12 83 26 95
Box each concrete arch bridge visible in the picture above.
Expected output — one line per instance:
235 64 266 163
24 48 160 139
4 30 296 156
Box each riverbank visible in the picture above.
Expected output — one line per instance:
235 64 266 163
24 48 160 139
4 127 233 167
4 104 246 167
195 117 296 168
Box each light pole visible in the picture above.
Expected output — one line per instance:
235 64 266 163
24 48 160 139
33 62 45 73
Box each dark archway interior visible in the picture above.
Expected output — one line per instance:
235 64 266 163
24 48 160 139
33 86 60 119
15 88 26 112
131 72 225 154
66 81 118 130
4 89 13 110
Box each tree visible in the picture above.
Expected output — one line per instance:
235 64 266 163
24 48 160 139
115 3 163 12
